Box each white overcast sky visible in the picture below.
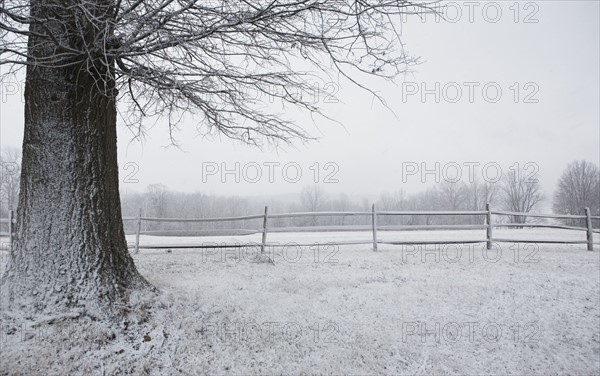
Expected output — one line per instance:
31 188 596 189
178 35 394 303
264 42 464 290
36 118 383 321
1 1 599 200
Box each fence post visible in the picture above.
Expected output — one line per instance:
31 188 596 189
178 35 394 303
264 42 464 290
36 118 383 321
134 208 142 254
8 210 14 251
261 206 269 254
585 207 593 251
372 203 378 252
486 203 493 250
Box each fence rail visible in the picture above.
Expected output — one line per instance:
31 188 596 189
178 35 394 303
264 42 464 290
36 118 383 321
1 206 599 253
0 212 14 243
491 210 594 220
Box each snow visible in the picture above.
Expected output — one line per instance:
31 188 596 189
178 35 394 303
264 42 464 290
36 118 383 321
1 229 599 375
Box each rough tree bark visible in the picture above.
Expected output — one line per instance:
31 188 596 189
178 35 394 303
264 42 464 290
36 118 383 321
1 0 153 316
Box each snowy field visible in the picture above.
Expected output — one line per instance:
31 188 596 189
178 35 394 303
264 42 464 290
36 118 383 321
1 229 599 375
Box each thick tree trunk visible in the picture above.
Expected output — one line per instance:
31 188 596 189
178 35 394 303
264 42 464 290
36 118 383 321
1 1 153 316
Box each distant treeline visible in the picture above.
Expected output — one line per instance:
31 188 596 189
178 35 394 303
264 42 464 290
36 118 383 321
1 146 597 231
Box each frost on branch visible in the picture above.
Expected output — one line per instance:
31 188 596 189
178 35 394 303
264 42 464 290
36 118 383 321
1 0 436 145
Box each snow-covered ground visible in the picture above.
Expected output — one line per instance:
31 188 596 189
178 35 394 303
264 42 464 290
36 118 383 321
1 229 599 375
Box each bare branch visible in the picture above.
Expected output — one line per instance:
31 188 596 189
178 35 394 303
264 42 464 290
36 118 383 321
1 0 438 145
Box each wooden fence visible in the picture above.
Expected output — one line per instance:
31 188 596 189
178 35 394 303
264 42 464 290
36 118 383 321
1 206 598 253
0 210 14 247
120 204 600 253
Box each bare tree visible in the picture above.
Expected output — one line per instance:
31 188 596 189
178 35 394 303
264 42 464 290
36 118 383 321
408 187 439 225
481 181 499 208
466 177 498 210
465 177 499 224
436 180 467 224
0 0 433 316
301 185 327 225
378 190 406 225
144 183 170 230
553 160 600 227
500 168 544 225
331 193 351 225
